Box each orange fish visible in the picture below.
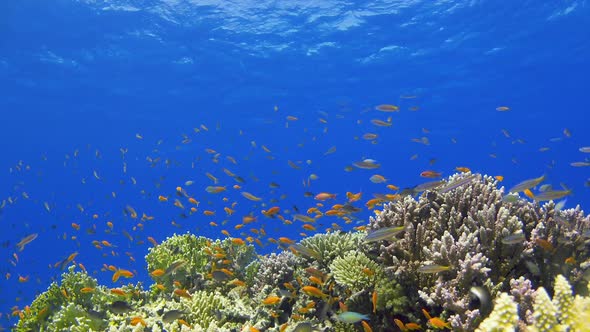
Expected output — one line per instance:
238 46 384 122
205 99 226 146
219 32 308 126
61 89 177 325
80 287 95 293
110 289 127 296
301 286 328 299
361 321 373 332
130 316 147 327
262 296 281 305
315 192 337 201
150 269 165 277
173 288 192 299
455 167 471 173
420 170 442 178
372 290 377 313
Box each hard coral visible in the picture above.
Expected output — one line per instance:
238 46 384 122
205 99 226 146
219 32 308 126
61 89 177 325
368 173 590 330
477 274 590 331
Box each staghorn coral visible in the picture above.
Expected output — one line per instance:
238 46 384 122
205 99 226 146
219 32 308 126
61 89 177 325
368 172 590 330
477 274 590 331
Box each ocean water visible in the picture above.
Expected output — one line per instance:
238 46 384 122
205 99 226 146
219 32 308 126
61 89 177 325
0 0 589 330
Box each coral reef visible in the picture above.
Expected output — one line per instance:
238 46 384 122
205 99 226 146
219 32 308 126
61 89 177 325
14 173 590 332
368 173 590 330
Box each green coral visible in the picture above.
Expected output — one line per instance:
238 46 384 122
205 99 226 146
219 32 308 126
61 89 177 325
476 293 519 332
375 277 407 313
299 231 365 267
476 275 590 332
330 251 382 292
145 233 212 289
16 266 104 332
145 233 256 291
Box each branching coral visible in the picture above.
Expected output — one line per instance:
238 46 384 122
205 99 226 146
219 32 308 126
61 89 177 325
368 173 590 330
15 174 590 332
477 274 590 331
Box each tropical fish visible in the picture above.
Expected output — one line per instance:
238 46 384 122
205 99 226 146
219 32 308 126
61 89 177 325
369 175 387 184
364 226 405 243
16 233 38 251
164 260 186 276
533 189 572 201
413 180 445 193
417 264 451 273
437 174 477 193
353 160 381 169
501 232 526 245
335 311 370 323
109 301 133 314
375 104 399 112
420 170 441 178
508 175 545 193
301 286 328 299
205 186 226 194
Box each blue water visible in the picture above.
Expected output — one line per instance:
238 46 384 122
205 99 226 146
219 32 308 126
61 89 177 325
1 0 589 328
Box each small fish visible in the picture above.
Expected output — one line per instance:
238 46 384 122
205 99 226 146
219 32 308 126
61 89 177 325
353 160 381 169
420 170 442 178
162 309 184 323
370 119 392 127
470 286 492 316
496 106 510 112
579 147 590 153
533 189 572 201
301 286 328 299
375 104 399 112
364 225 405 243
413 180 445 193
164 260 186 276
324 146 337 155
205 186 226 194
501 232 526 245
16 233 38 251
417 264 451 274
314 192 336 201
289 244 321 260
212 270 231 281
109 301 133 314
508 174 545 193
335 311 370 323
437 174 477 194
369 175 387 183
570 161 590 167
362 133 378 140
292 322 315 332
262 296 281 305
241 192 262 201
